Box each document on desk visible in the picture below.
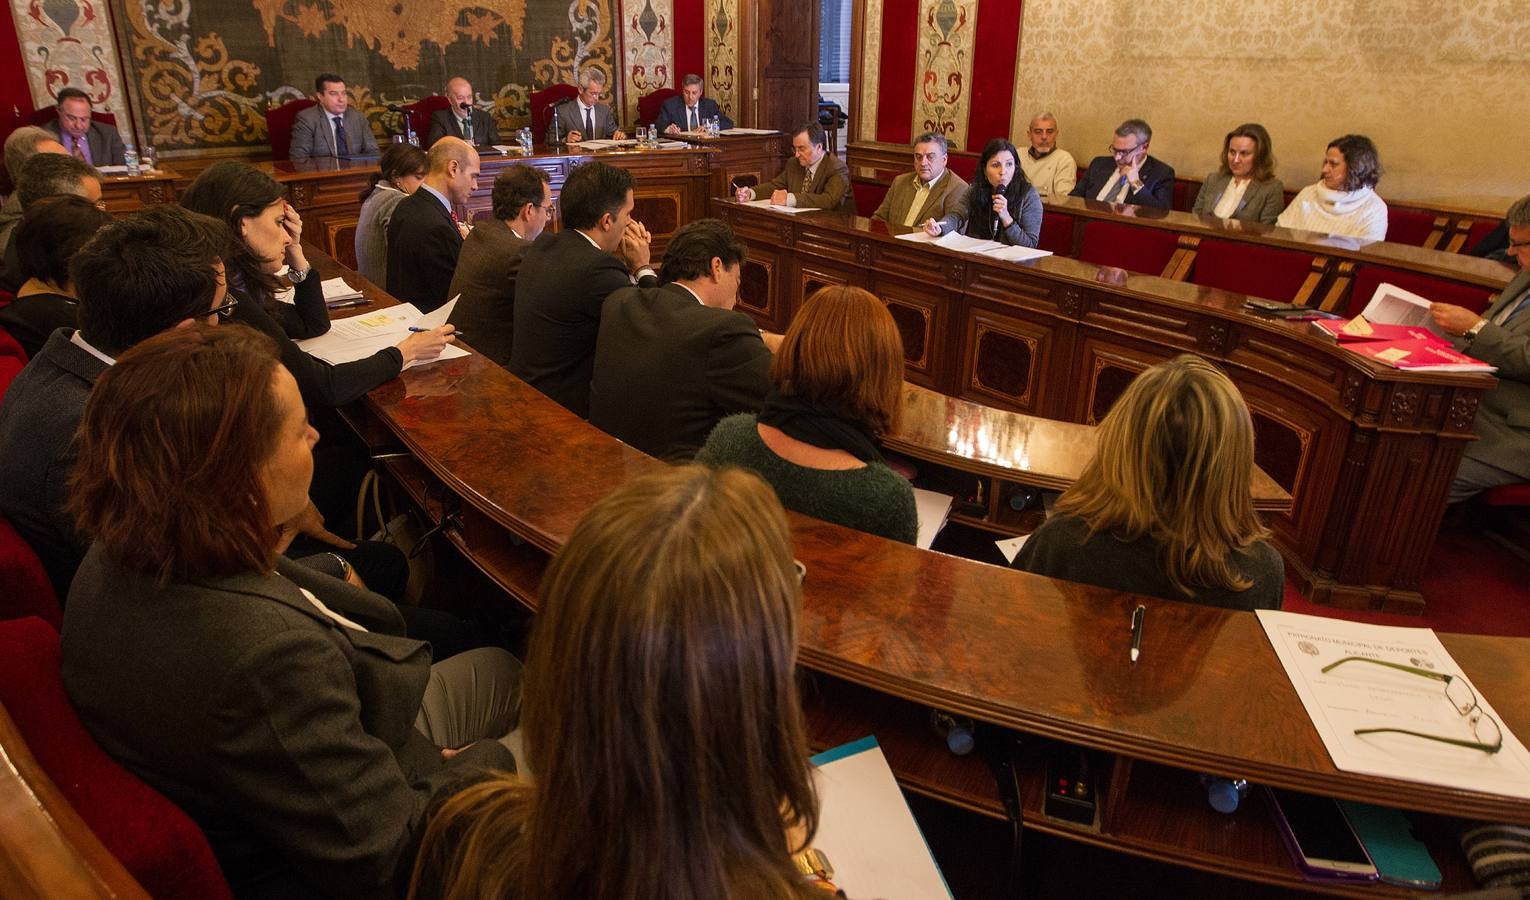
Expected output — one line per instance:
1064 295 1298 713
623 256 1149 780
297 297 469 370
1258 610 1530 798
719 127 780 135
912 487 953 550
740 198 817 214
810 737 952 899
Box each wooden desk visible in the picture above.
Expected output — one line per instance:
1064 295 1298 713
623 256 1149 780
667 131 787 197
98 167 179 211
713 199 1494 613
309 251 1529 897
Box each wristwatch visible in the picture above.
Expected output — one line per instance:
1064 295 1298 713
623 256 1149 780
288 265 312 284
325 552 353 581
1464 318 1487 342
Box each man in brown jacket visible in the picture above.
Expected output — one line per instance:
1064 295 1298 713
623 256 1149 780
873 132 967 227
734 122 851 211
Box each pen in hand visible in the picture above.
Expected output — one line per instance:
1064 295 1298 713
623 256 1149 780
409 326 461 336
1130 604 1145 664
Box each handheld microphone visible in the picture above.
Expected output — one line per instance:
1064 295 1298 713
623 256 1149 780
992 180 1007 238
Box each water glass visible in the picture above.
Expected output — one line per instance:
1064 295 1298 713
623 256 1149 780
139 145 156 172
636 125 649 145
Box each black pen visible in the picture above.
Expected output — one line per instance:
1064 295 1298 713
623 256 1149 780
1130 605 1145 664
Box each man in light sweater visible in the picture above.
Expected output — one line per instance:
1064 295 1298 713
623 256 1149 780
1019 112 1076 200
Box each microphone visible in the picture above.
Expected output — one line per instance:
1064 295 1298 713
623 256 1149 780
992 180 1007 238
459 101 472 113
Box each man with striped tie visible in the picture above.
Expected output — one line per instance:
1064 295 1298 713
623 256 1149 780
1434 194 1530 502
289 73 380 161
1070 118 1174 209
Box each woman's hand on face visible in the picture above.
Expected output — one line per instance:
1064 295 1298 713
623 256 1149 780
396 325 456 365
282 201 308 267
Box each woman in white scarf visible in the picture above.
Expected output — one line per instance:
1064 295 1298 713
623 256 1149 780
1277 134 1388 242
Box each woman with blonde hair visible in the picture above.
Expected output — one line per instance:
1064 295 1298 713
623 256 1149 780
408 465 822 900
1014 354 1283 610
1190 123 1284 225
697 284 917 543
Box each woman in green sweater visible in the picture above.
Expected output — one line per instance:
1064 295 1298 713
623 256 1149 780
697 285 917 543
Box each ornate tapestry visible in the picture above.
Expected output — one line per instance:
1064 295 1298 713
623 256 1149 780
701 0 736 120
620 0 671 124
10 0 130 120
912 0 973 148
105 0 618 151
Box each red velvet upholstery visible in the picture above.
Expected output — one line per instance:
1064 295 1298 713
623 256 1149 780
264 98 315 162
854 180 888 218
27 106 117 127
637 87 680 126
1465 218 1501 255
530 84 579 139
1484 484 1530 506
947 155 978 182
1190 238 1316 303
1345 264 1496 318
0 617 232 900
1173 178 1198 213
405 95 450 143
1386 207 1443 247
1038 211 1075 257
0 325 24 397
0 514 58 629
1077 220 1181 275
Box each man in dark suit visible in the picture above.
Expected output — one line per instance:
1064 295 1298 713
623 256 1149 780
654 74 734 134
427 77 501 148
510 161 658 417
1070 118 1175 209
589 218 773 460
733 122 851 211
0 206 232 599
0 152 102 293
290 73 381 160
386 137 480 313
446 164 552 367
1432 194 1530 502
547 67 626 144
42 87 126 167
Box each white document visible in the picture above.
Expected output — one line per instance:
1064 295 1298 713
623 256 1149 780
912 487 953 550
1258 610 1530 799
719 127 779 135
320 277 364 302
931 232 1003 254
995 533 1031 564
981 245 1054 263
95 164 130 175
656 140 691 149
895 230 938 243
741 198 817 214
810 737 952 900
297 297 468 370
1360 282 1443 334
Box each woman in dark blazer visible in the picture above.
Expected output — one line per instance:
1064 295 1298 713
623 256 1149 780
61 326 519 900
1191 123 1284 225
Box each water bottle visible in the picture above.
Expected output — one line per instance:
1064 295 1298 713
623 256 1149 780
930 710 975 756
123 144 140 176
519 127 533 153
1200 775 1249 814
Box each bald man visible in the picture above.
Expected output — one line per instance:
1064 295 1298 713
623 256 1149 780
386 137 481 312
427 77 500 148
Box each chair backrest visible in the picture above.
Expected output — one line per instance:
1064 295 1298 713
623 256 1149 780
0 617 232 900
637 87 679 127
1172 178 1197 213
1077 219 1181 276
26 106 118 128
0 513 60 630
406 95 451 144
1464 218 1502 255
1190 238 1317 303
1037 211 1075 257
853 180 888 218
530 84 579 139
1385 206 1446 248
947 155 978 182
1344 264 1496 318
264 98 316 162
0 326 25 399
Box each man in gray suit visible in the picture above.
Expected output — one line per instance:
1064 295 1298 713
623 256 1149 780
1432 193 1530 502
447 164 553 367
290 73 380 160
43 87 126 167
547 66 626 144
873 132 967 228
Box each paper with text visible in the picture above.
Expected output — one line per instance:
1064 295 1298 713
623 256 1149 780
297 297 468 370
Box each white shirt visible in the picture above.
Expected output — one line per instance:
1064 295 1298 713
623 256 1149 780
1096 169 1133 203
70 330 115 366
1212 178 1250 219
576 100 599 136
299 586 368 632
419 182 452 215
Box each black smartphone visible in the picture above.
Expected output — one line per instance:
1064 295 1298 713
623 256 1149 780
1267 787 1378 883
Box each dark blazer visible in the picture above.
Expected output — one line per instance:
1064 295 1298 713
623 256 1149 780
446 220 530 367
0 329 104 598
0 291 76 360
289 105 380 160
1070 155 1176 209
1190 172 1285 225
386 188 464 313
1454 271 1530 478
652 94 734 132
589 283 772 459
547 100 621 143
427 107 501 148
762 153 853 211
62 549 514 899
509 229 657 417
43 119 127 166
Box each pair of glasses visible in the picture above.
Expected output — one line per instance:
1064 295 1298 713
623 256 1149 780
1321 656 1504 754
206 297 240 319
1110 144 1141 158
1508 239 1530 252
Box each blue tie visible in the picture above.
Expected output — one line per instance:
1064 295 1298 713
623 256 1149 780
1113 175 1129 201
1502 289 1530 326
332 116 349 157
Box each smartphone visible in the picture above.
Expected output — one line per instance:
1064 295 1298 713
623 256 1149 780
1267 787 1378 883
1337 800 1441 890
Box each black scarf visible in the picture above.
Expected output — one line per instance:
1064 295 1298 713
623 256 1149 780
757 389 883 463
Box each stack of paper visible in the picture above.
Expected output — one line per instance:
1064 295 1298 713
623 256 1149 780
719 127 779 136
893 230 1053 262
742 198 816 215
320 277 366 309
1309 283 1495 372
296 296 468 370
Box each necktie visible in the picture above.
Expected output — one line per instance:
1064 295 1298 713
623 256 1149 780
333 116 350 157
1113 174 1129 202
688 107 697 131
1502 289 1530 327
461 115 473 143
71 137 86 161
584 107 595 139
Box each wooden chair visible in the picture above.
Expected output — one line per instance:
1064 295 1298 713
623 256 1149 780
853 180 889 218
1331 264 1496 317
637 87 679 127
1385 207 1448 249
1037 211 1075 257
530 84 579 140
1189 238 1324 304
405 95 451 145
326 217 360 271
264 98 315 162
1077 219 1182 276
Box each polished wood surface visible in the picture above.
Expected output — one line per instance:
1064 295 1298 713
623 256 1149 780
98 167 179 211
713 197 1495 613
0 700 150 899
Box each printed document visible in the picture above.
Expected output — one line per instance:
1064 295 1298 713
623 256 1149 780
1258 610 1530 798
297 297 468 370
1359 282 1444 335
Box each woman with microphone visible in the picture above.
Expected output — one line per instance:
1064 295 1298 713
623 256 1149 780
924 138 1042 247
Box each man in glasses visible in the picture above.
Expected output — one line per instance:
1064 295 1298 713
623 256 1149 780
447 164 554 367
548 66 627 145
0 206 235 599
43 87 127 167
1070 118 1175 209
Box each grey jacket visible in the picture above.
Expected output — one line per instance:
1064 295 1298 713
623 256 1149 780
547 100 621 143
1190 172 1286 225
290 105 380 160
447 219 531 367
354 182 408 287
1456 271 1530 478
61 550 514 899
